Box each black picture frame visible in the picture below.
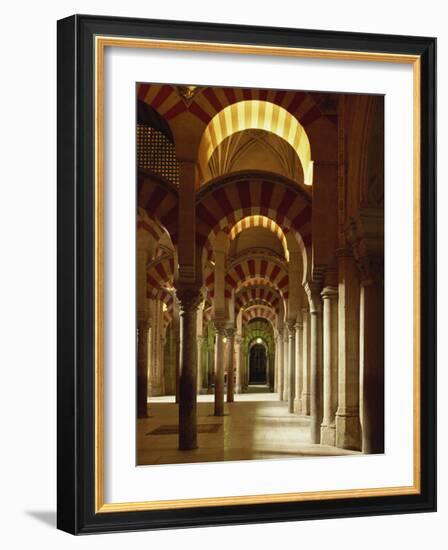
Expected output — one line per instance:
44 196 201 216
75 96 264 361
57 14 436 534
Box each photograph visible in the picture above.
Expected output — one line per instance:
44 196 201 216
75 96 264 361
136 82 385 466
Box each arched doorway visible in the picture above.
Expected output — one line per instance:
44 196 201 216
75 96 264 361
249 344 268 385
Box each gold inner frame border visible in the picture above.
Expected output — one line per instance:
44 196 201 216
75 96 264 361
94 35 421 513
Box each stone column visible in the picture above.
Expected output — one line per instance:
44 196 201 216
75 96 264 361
196 335 204 393
301 307 311 414
347 210 384 455
276 331 284 399
273 337 278 393
294 320 303 413
177 286 201 450
282 331 289 401
305 282 324 444
149 297 164 396
160 335 166 395
137 318 150 418
214 323 226 416
226 328 235 402
207 332 214 394
174 316 180 403
335 249 361 450
320 286 339 446
287 322 296 413
147 323 153 398
360 272 384 454
234 335 242 393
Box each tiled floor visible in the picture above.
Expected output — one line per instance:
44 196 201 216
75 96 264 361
137 392 359 466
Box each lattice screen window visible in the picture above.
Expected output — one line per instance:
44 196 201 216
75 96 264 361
137 125 179 186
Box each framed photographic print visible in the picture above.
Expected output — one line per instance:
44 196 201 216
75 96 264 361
57 14 436 534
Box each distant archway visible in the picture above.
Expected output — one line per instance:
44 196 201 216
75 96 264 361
249 343 268 385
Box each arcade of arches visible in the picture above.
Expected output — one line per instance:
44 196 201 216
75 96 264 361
136 83 384 464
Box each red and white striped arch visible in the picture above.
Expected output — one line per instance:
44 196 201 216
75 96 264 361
138 171 179 245
146 255 175 299
229 215 289 260
137 83 335 144
196 173 311 260
225 256 289 300
137 210 166 244
235 285 282 316
242 305 277 325
160 290 174 330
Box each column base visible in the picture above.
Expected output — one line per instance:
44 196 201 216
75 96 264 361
178 441 198 451
301 392 310 415
293 398 302 414
150 383 164 396
336 410 361 450
214 403 225 416
320 423 336 446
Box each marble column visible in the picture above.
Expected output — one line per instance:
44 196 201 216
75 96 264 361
160 335 166 396
306 282 324 444
196 335 204 393
287 322 296 413
347 208 384 454
294 320 303 413
335 249 362 451
301 308 311 415
360 274 384 454
146 323 152 399
273 338 278 393
226 328 235 402
137 318 150 418
174 317 180 403
276 331 284 400
282 331 289 401
207 333 214 394
320 286 339 446
214 323 226 416
177 286 201 450
149 297 164 396
235 335 243 393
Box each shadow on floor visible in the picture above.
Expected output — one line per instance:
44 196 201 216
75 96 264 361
25 510 56 528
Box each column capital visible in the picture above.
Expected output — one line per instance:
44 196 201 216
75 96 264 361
304 281 323 314
175 285 202 312
346 208 384 285
213 320 227 336
321 285 338 300
225 327 236 339
358 256 384 286
137 318 150 333
287 321 296 336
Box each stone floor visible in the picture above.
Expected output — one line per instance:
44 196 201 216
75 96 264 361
137 391 359 466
